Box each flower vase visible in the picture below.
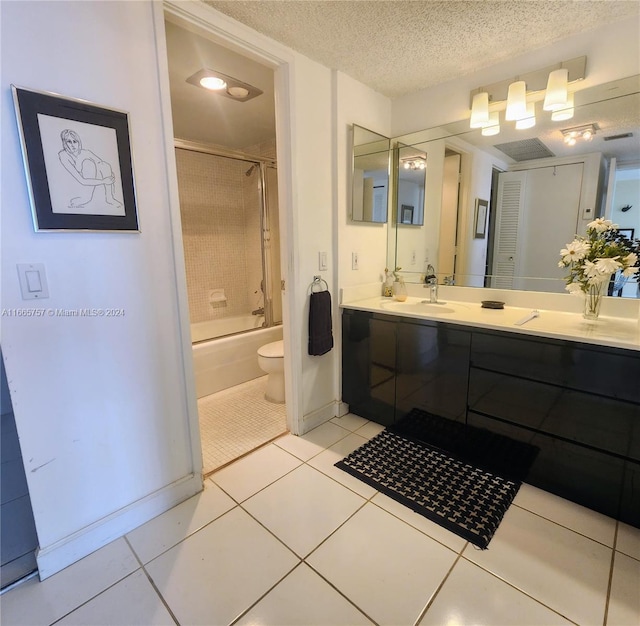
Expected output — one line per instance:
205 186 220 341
393 281 407 302
583 283 603 320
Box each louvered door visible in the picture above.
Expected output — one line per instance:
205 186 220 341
491 171 526 288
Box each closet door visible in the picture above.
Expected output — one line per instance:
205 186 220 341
491 171 526 288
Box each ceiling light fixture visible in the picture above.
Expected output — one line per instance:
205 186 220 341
561 124 597 146
401 157 426 170
186 69 263 102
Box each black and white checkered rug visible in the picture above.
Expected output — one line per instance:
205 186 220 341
336 411 535 549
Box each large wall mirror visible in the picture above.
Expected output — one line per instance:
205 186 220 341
351 124 390 223
390 74 640 298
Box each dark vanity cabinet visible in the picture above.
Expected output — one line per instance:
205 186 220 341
468 330 640 526
342 309 470 426
342 308 640 526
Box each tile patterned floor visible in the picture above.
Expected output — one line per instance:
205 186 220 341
2 415 639 626
197 376 287 474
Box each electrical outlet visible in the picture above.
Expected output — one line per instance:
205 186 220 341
352 252 359 270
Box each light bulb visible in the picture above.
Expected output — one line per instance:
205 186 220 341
551 92 574 122
227 86 250 98
200 76 227 90
404 162 410 169
481 112 500 136
582 129 593 141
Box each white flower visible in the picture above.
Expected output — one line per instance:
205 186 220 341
565 282 584 296
622 266 639 278
594 257 622 275
587 218 617 233
560 240 590 264
623 252 638 267
583 259 600 279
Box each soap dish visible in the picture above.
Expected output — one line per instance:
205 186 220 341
481 300 505 309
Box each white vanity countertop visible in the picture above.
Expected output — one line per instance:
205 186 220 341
341 294 640 352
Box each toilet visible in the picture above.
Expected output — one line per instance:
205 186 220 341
257 340 285 403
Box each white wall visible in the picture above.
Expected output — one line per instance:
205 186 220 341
392 18 640 136
1 0 201 578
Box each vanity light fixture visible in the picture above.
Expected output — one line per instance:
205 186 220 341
561 123 597 146
481 112 500 136
543 68 569 111
551 92 575 122
470 92 490 128
469 56 586 129
515 103 536 130
505 81 528 121
186 69 263 102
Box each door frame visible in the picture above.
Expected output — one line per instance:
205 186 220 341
155 0 302 464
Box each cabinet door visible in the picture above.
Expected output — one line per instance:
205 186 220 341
342 310 396 425
395 319 470 423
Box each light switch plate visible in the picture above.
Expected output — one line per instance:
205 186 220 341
17 263 49 300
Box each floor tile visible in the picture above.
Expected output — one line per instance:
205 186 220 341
55 570 174 625
243 464 365 557
464 506 612 626
274 421 351 461
616 521 640 560
420 558 572 625
353 420 385 440
330 413 369 432
145 507 298 626
236 563 374 625
126 481 235 563
514 483 616 546
0 538 138 626
606 551 640 626
371 492 467 553
211 442 301 503
307 432 377 498
307 502 458 626
198 376 287 474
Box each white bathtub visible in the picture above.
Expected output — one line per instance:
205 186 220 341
191 317 283 398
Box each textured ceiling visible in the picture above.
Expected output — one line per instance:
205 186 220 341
205 0 640 98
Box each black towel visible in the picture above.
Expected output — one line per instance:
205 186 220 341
308 290 333 356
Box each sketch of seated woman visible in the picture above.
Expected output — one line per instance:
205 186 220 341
58 129 122 210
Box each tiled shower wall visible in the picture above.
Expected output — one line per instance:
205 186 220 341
176 144 275 325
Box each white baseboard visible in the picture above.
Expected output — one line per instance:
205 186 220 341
301 401 338 434
36 473 202 580
337 401 350 417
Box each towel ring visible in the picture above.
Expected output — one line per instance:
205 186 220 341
310 275 329 293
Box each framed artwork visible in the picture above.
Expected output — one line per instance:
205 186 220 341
619 228 635 240
12 85 139 232
474 198 488 239
401 204 414 225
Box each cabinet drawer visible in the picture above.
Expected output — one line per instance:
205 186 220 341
468 412 628 523
469 368 640 461
471 331 640 403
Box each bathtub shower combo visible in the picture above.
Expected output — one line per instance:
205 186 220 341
176 141 284 401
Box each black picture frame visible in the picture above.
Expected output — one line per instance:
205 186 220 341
401 204 414 225
474 198 488 239
12 85 139 232
619 228 635 240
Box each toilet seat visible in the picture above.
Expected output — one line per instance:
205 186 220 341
258 340 284 359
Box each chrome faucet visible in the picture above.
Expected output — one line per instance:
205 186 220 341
424 264 438 303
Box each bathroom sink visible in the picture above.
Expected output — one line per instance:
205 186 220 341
380 299 463 315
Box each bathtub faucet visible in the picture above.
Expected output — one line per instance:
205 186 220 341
252 307 264 316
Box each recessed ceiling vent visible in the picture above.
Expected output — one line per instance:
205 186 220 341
603 133 633 141
493 138 555 161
